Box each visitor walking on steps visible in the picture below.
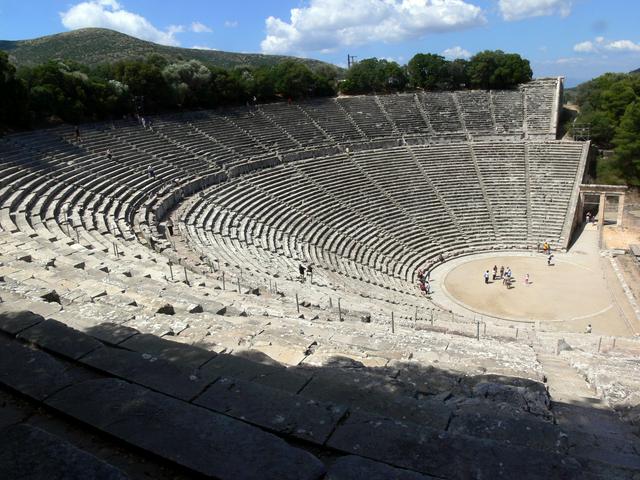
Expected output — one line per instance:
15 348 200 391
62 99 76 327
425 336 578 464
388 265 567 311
299 264 306 281
106 149 112 161
547 254 554 266
74 125 81 142
484 270 490 284
585 324 592 333
499 265 505 279
492 265 498 280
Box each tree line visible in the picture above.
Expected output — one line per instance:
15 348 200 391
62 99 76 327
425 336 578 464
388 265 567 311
0 49 532 131
570 72 640 184
341 50 532 94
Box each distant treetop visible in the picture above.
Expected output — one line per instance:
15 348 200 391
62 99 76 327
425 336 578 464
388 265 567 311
341 50 532 94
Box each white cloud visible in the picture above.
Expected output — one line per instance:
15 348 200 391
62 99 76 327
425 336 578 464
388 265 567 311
260 0 486 55
60 0 183 46
443 45 471 59
190 21 212 33
498 0 572 21
605 40 640 52
191 45 218 51
573 37 640 54
224 20 239 28
573 41 595 53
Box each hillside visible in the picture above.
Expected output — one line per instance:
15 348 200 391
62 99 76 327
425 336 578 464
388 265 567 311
0 28 335 71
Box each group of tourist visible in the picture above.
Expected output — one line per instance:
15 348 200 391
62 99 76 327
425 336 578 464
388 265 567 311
417 268 431 295
585 211 595 224
484 265 520 288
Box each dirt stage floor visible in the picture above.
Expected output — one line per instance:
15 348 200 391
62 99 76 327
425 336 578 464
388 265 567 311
431 224 640 337
444 255 609 323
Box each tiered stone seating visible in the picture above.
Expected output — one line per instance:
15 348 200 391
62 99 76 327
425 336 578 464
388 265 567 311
188 111 269 161
225 107 301 153
473 142 530 246
260 102 332 147
376 93 431 135
0 302 637 478
1 79 637 475
528 142 585 243
492 89 525 133
182 140 584 283
523 77 560 137
412 144 494 247
337 96 396 139
418 91 464 134
455 90 496 134
298 98 365 142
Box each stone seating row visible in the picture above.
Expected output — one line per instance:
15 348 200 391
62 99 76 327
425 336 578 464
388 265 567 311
182 141 585 285
0 306 636 478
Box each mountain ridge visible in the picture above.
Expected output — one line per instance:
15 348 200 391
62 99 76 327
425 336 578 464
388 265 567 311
0 28 336 71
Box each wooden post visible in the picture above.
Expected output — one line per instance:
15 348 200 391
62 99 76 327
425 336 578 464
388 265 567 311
597 336 602 352
391 311 395 334
168 262 173 281
222 271 226 290
338 298 342 322
183 266 189 285
269 279 272 293
515 328 519 340
414 306 417 322
476 321 480 340
612 338 616 350
329 297 333 308
237 276 241 293
296 293 300 313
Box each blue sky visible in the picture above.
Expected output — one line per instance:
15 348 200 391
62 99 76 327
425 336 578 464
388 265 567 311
1 0 639 86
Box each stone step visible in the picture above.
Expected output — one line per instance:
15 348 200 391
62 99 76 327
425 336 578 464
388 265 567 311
45 378 326 480
0 424 128 480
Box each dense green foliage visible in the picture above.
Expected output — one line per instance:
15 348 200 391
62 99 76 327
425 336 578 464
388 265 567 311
1 40 534 133
572 72 640 184
0 52 338 130
341 58 407 94
0 52 29 128
344 50 531 93
466 50 532 89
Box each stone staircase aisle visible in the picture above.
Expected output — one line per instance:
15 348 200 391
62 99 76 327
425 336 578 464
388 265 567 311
535 348 640 475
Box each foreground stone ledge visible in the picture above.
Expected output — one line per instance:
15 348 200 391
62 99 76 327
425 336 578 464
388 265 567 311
0 310 44 335
0 424 128 480
194 375 347 445
326 455 437 480
327 411 585 480
80 345 217 401
46 378 326 480
17 318 103 360
0 336 75 401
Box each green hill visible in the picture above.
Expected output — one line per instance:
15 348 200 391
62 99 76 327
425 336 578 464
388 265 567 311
0 28 335 71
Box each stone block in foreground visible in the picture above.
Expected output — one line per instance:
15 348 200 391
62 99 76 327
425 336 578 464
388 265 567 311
46 378 326 480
